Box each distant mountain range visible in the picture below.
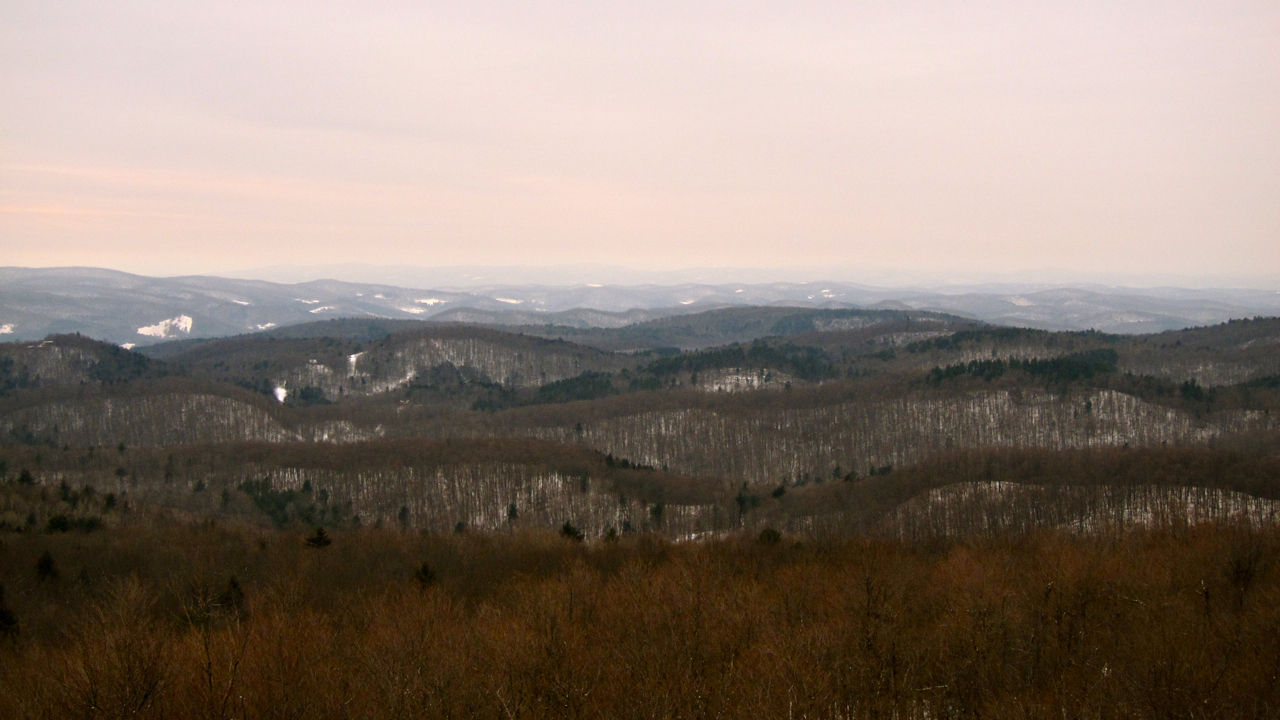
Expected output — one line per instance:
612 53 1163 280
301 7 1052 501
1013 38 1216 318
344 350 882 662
231 262 1280 291
2 266 1278 346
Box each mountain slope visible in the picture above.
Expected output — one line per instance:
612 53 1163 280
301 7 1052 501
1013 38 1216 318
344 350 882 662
6 267 1280 348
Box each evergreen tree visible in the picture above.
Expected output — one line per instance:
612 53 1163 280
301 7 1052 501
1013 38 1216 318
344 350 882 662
35 551 58 581
0 583 16 637
305 527 332 548
757 528 782 545
560 522 585 542
414 562 437 588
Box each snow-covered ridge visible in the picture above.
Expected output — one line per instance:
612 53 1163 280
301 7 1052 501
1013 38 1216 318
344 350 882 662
137 315 193 338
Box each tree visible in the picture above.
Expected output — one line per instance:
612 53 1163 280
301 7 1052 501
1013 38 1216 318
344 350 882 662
0 583 16 637
35 551 58 581
560 522 584 542
45 515 72 533
414 562 436 588
217 577 246 615
305 527 332 548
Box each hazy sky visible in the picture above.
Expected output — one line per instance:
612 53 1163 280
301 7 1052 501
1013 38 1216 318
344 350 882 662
2 1 1278 283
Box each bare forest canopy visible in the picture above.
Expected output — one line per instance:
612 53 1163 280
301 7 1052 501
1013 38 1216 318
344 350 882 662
0 525 1278 719
0 311 1278 538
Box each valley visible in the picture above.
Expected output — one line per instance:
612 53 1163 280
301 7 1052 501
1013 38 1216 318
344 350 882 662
3 308 1278 539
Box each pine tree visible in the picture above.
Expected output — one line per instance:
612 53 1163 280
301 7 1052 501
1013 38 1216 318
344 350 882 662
0 583 16 637
218 576 246 615
757 528 782 545
414 562 437 588
305 527 332 548
35 551 58 581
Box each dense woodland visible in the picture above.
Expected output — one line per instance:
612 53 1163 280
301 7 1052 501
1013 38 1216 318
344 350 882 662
1 308 1279 716
2 310 1278 536
1 524 1278 719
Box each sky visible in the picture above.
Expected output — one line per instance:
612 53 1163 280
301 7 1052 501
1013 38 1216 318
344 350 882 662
2 0 1278 285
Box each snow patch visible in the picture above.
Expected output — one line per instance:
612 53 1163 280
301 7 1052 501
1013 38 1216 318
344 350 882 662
120 343 135 350
256 323 277 330
296 299 320 304
0 324 13 334
586 283 602 288
698 369 792 393
348 352 364 376
399 306 427 314
415 298 446 305
495 297 524 304
309 306 336 314
231 300 250 306
679 300 695 305
273 387 288 403
374 294 385 299
136 315 193 338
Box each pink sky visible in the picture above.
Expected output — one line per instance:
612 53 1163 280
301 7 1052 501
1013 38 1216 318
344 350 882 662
2 1 1278 283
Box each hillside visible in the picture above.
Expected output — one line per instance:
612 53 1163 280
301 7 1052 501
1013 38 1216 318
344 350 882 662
2 313 1278 538
6 268 1280 347
501 306 969 351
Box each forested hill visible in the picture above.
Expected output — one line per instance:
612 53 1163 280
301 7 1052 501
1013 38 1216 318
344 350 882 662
1 313 1279 539
494 306 970 351
137 305 967 359
6 267 1280 345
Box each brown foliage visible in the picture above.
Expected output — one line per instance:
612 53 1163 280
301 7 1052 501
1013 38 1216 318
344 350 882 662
0 524 1278 718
